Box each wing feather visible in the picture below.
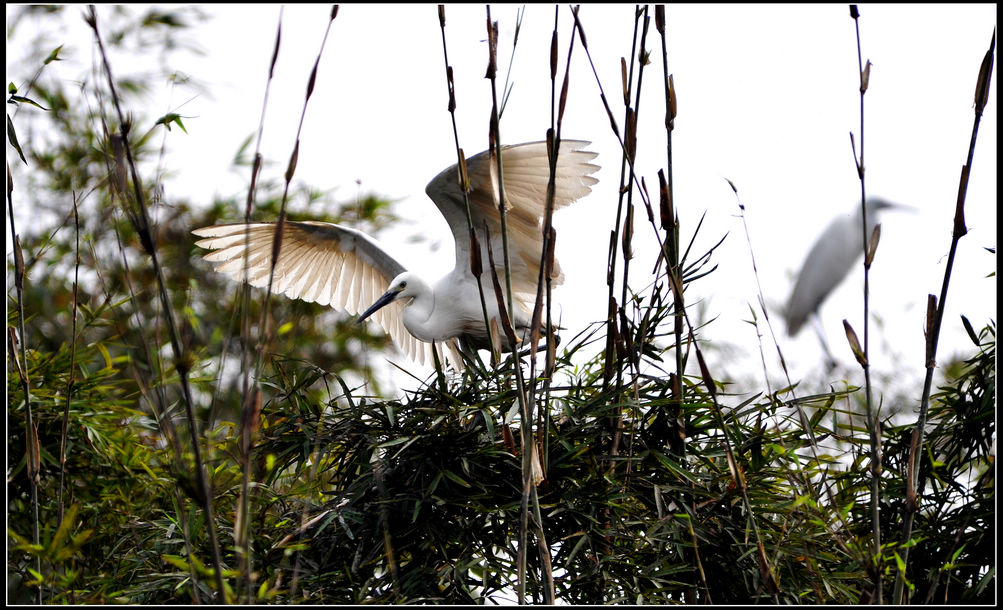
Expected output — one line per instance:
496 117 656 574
425 140 599 313
192 221 436 358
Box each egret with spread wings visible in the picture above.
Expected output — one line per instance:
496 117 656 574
193 140 599 368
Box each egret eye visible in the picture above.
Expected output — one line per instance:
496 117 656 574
399 281 407 289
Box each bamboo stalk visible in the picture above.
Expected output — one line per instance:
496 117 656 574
846 6 882 602
86 5 228 601
7 224 42 604
892 29 994 605
58 196 81 531
436 4 496 366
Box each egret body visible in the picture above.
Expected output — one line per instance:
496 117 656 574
784 197 901 337
193 141 599 367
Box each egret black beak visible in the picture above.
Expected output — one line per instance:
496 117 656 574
357 287 401 324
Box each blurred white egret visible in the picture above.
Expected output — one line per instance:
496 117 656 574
193 140 599 367
784 197 903 360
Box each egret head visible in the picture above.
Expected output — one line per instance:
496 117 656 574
357 272 416 324
856 197 911 237
864 197 902 216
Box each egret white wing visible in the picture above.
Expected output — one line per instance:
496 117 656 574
425 140 599 312
192 221 454 367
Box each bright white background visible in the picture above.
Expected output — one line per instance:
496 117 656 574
8 4 998 400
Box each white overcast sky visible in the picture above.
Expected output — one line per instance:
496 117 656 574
7 4 998 398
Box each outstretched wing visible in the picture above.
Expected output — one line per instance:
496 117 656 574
425 140 599 313
192 220 453 366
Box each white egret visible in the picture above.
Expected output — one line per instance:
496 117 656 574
784 197 904 365
784 197 904 336
193 140 599 368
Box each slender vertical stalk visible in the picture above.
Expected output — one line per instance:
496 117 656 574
847 6 881 602
7 194 42 605
654 5 685 460
608 7 649 479
257 7 338 379
602 7 643 394
436 4 496 364
256 7 340 602
523 6 580 603
58 195 81 533
85 5 227 600
892 30 994 605
617 5 648 381
46 193 81 599
482 8 542 602
485 9 517 330
655 1 691 558
538 6 562 495
96 185 198 600
232 9 282 604
570 5 658 375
